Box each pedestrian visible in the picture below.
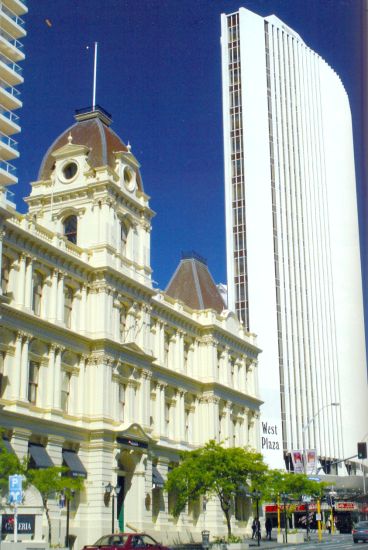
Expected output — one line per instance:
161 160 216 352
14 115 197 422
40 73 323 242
326 518 331 534
265 517 272 540
251 518 257 539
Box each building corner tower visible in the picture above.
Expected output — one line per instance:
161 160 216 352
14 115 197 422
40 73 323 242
221 7 367 473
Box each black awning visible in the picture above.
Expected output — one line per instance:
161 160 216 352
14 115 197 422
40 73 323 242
28 443 54 469
1 438 15 454
152 465 164 488
62 449 87 478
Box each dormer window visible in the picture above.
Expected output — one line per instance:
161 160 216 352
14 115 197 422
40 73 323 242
63 215 77 244
62 162 78 180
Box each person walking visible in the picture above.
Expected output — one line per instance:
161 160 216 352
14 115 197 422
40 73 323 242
251 518 257 539
326 518 331 534
265 517 272 540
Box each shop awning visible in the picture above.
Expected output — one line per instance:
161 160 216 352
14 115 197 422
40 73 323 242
152 465 164 489
62 449 87 478
28 443 54 469
1 438 15 454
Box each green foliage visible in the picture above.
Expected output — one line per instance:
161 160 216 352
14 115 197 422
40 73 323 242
261 470 327 502
27 466 84 544
0 436 27 491
165 440 268 536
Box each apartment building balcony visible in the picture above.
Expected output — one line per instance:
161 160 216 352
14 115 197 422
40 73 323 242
0 158 17 184
2 0 28 17
0 29 25 62
0 51 23 85
0 132 18 160
0 107 20 135
0 77 22 110
0 4 26 39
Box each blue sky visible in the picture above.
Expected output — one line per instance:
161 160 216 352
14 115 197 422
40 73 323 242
14 0 366 329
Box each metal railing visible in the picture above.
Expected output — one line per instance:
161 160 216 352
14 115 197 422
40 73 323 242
0 132 17 150
0 106 20 123
0 159 16 175
0 76 21 97
0 51 22 75
1 4 26 29
0 28 24 51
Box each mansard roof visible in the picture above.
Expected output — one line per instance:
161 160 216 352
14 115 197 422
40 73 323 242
37 106 143 191
165 252 225 314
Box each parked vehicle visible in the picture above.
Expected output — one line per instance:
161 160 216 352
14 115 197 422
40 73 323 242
352 521 368 543
83 534 170 550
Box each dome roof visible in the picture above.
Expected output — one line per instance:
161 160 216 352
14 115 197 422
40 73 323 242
38 107 142 190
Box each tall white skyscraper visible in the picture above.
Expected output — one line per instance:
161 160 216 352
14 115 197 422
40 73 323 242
221 7 367 471
0 0 27 188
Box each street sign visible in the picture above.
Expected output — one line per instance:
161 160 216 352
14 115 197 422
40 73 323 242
308 476 320 482
8 475 22 505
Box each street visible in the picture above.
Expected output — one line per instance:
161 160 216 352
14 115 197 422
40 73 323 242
247 534 359 549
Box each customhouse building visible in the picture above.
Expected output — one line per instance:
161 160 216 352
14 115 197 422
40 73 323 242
0 107 261 546
221 7 368 471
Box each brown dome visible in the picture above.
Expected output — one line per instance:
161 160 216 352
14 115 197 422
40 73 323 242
38 107 143 191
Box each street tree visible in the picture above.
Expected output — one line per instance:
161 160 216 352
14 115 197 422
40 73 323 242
27 466 84 544
0 436 27 491
165 440 268 536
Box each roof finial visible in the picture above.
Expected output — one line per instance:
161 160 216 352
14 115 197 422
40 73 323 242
67 132 73 144
127 141 132 152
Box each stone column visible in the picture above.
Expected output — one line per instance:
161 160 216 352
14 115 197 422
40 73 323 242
11 427 31 461
53 347 63 409
126 380 137 424
175 390 185 442
9 332 23 400
47 435 64 466
79 283 88 333
158 383 167 436
19 334 30 401
17 254 26 306
46 344 57 409
24 256 33 309
75 354 88 416
56 272 65 322
140 370 151 428
49 269 59 322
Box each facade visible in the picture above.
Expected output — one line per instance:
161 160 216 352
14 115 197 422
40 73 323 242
0 107 261 546
221 8 368 471
0 0 27 187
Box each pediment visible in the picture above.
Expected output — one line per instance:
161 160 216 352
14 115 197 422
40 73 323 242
117 423 153 445
121 342 156 363
52 142 90 160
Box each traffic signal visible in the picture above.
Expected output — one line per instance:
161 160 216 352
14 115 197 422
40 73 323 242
358 442 367 459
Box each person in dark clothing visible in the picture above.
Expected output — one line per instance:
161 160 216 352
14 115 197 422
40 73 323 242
265 517 272 540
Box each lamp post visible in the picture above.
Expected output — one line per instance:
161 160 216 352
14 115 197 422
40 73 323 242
280 493 288 544
301 403 340 539
251 490 262 547
105 483 121 533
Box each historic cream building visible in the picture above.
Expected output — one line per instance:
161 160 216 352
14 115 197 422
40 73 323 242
0 107 261 546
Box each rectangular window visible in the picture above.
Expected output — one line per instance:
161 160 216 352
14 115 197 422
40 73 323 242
164 333 170 367
64 287 73 328
119 383 126 421
165 403 170 435
0 351 4 397
28 361 39 404
32 272 43 316
120 306 126 340
61 370 71 412
1 256 10 294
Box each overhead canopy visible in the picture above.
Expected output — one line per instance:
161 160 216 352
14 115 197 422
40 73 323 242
62 449 87 478
152 465 164 489
28 443 54 469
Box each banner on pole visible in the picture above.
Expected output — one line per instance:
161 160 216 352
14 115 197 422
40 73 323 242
291 450 304 473
305 449 317 475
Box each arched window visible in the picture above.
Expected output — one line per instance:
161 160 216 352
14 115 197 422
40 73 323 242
63 215 77 244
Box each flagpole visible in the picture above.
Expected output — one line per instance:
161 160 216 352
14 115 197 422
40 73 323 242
93 42 98 109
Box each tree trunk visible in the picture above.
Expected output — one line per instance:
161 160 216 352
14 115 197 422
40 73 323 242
224 508 232 537
43 497 52 544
